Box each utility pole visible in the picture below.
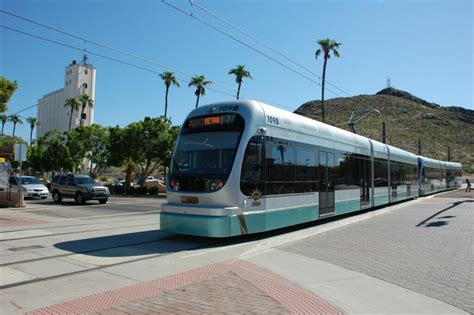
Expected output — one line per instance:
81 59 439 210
448 146 451 162
382 121 387 144
418 139 421 155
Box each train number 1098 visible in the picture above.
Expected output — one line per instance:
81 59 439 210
267 115 280 125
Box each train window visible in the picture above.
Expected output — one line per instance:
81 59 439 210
334 153 349 189
265 142 295 181
374 158 389 187
296 149 317 181
240 136 265 196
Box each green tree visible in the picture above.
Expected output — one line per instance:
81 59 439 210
188 75 212 108
64 97 80 131
159 71 180 118
108 118 176 187
26 117 39 145
66 125 110 177
0 114 7 134
228 65 253 100
78 94 94 126
9 114 23 137
108 125 136 187
315 39 341 123
0 77 18 113
27 130 74 173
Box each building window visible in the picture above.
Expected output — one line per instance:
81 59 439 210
65 81 68 86
84 70 88 75
83 83 88 89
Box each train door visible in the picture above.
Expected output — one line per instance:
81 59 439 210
360 157 371 208
319 151 335 216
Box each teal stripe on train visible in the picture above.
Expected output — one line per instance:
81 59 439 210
163 197 369 238
373 194 389 206
335 199 361 215
160 205 318 237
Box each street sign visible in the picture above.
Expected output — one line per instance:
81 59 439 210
14 144 27 162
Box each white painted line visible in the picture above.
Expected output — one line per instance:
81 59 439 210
69 248 158 266
0 266 36 286
0 230 53 241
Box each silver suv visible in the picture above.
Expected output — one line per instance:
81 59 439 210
51 174 110 204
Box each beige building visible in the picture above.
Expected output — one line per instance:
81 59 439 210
37 56 96 138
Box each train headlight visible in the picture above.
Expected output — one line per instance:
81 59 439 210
210 180 225 191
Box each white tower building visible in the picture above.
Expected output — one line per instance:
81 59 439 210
37 56 96 138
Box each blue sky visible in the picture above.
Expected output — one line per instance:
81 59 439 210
1 0 472 141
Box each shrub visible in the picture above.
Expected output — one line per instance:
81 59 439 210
149 186 159 195
136 186 148 195
126 186 136 195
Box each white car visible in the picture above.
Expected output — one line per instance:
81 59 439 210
9 176 49 199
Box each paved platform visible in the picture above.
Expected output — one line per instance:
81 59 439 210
281 193 473 313
1 190 472 314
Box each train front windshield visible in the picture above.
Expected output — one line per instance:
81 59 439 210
169 113 244 192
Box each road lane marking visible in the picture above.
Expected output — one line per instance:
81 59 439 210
0 266 36 286
0 230 53 241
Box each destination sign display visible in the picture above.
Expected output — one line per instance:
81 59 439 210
186 114 242 129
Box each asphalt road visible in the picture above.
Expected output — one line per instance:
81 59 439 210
21 196 165 219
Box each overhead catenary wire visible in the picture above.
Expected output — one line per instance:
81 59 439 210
2 7 374 127
0 8 237 94
2 5 370 115
0 25 236 116
181 0 381 114
161 0 346 99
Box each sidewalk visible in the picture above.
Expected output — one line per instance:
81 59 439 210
2 190 471 314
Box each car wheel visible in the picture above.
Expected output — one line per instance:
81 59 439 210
98 198 108 204
75 192 86 205
52 191 62 203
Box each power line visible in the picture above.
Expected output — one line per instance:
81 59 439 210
161 0 346 98
0 8 237 94
180 0 381 114
0 25 236 115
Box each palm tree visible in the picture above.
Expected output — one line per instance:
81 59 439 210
228 65 253 100
188 75 213 108
26 117 39 144
9 114 22 137
78 94 94 126
64 97 81 131
315 39 341 123
159 71 180 118
0 114 7 134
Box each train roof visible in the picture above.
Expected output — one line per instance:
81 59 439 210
418 156 462 170
191 100 458 167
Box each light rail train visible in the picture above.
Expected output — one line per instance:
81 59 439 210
161 100 462 237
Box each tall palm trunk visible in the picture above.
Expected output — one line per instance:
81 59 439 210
195 93 200 108
12 123 17 137
164 85 169 118
321 55 328 123
125 163 133 188
80 105 86 126
237 81 242 100
68 108 74 131
30 128 33 144
1 122 5 134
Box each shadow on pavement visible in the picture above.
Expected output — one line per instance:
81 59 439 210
425 221 449 227
54 230 213 257
416 201 467 227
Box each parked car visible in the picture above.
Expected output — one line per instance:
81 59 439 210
51 174 110 204
9 176 49 199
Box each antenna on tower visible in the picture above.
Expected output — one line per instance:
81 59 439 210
386 77 391 88
81 54 89 66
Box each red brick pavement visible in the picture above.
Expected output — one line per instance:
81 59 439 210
0 214 46 227
28 259 344 314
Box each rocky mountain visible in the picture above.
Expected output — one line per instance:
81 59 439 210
295 88 473 172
